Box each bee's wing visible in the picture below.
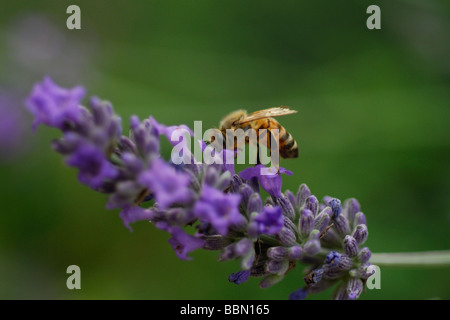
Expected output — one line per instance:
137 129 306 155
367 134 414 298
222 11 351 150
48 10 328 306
237 106 297 125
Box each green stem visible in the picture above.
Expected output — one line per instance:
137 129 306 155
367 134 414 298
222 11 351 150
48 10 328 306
370 250 450 268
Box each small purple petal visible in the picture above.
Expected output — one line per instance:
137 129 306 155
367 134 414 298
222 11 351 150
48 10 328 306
239 164 292 198
119 205 155 232
168 226 204 260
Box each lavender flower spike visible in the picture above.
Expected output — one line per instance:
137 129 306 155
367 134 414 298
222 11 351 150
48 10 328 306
26 77 378 300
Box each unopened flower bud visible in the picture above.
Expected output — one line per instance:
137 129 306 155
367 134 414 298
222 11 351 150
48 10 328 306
274 194 295 221
344 198 360 222
283 215 298 234
247 193 263 215
354 211 367 226
239 184 254 211
304 230 321 255
343 235 359 257
298 209 314 238
352 224 368 245
230 174 244 193
266 259 289 275
357 247 372 263
359 263 376 280
314 207 332 232
275 226 298 246
267 246 289 261
328 198 342 218
296 183 310 207
304 195 319 216
334 214 351 237
347 278 364 300
288 246 303 260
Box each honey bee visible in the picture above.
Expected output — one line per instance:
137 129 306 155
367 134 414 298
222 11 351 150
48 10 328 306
214 106 299 159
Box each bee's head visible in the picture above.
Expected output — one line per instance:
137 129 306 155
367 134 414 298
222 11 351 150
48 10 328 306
219 110 247 131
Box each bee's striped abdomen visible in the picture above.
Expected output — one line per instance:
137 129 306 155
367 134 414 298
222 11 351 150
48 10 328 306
276 120 298 158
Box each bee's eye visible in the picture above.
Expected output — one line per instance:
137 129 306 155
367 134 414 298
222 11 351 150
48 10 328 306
232 120 239 126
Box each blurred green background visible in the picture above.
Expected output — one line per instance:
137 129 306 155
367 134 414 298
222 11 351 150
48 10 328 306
0 0 449 299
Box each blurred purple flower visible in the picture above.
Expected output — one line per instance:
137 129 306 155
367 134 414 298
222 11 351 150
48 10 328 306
66 143 118 189
139 158 193 210
194 184 243 236
6 14 95 84
26 76 86 130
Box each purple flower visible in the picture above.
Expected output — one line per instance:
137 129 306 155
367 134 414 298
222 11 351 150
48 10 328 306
253 205 283 235
66 143 118 189
138 158 193 210
194 184 243 236
120 205 155 232
26 76 86 130
228 270 251 285
168 226 204 260
239 164 292 198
